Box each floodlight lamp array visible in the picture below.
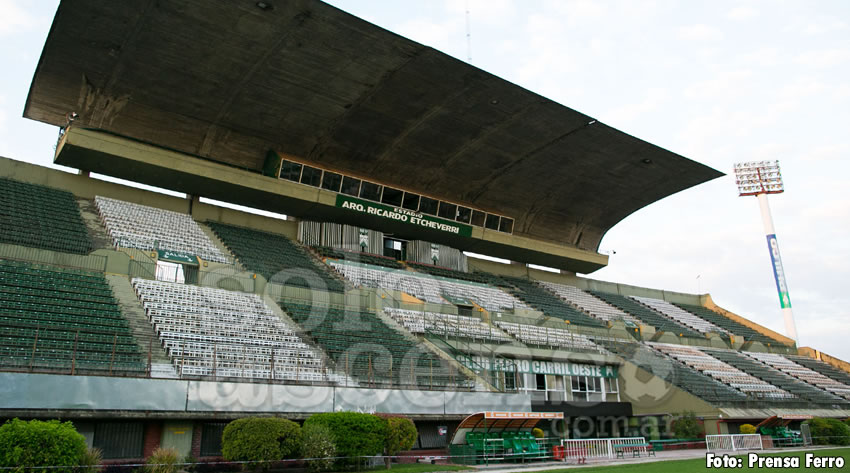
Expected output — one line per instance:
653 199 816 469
733 160 785 196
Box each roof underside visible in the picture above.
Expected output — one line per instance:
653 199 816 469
25 0 723 252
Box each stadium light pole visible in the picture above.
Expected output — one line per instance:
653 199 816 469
733 160 798 343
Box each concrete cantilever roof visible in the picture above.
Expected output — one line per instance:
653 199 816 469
24 0 723 253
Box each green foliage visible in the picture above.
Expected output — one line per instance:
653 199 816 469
221 418 302 470
739 424 757 435
385 417 417 456
301 423 336 473
78 448 103 473
145 447 180 473
806 418 850 446
0 418 87 473
303 412 387 467
531 428 545 439
671 411 704 439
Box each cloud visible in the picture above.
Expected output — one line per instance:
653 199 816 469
0 0 34 36
604 88 669 126
795 48 850 68
728 6 758 21
678 24 724 41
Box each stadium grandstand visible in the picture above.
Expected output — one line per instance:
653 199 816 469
0 0 849 464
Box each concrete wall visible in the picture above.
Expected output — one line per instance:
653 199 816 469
0 372 531 417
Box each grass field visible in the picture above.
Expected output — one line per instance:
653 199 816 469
538 448 849 472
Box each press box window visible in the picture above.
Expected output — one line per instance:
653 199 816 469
402 193 420 211
471 210 486 227
419 196 439 215
438 202 457 220
485 214 500 230
321 171 343 192
340 176 361 196
279 160 302 182
381 187 404 207
456 206 471 224
499 217 513 233
300 165 322 187
360 181 382 201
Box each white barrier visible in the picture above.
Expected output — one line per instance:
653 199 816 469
706 434 763 452
560 437 649 460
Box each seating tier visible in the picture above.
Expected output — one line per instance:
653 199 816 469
133 279 329 381
0 178 92 254
282 300 471 389
588 291 703 338
329 261 525 312
0 259 144 373
208 222 345 292
95 196 228 263
495 276 606 328
673 303 785 345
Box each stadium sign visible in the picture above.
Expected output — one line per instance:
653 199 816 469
467 356 617 378
336 195 473 237
766 234 792 308
157 249 199 265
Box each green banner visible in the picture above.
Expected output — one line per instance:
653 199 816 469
336 195 473 237
467 356 618 378
157 249 199 265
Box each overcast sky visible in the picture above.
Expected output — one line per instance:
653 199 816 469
1 1 848 361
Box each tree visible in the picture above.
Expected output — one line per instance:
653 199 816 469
383 417 417 469
303 412 387 468
301 423 336 473
671 411 704 439
806 418 850 446
221 418 302 471
0 419 87 473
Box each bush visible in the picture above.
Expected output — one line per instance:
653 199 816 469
739 424 757 435
384 417 417 469
806 418 850 446
301 424 336 473
303 412 387 467
78 448 103 473
0 418 87 473
145 447 180 473
671 411 704 439
221 418 302 471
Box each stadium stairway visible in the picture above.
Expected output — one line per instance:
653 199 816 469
104 274 171 365
76 198 115 251
703 348 847 405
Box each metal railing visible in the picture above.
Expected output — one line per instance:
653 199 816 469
560 437 649 460
705 434 764 452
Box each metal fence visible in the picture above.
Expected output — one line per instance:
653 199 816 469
705 434 764 452
0 243 108 272
560 437 649 460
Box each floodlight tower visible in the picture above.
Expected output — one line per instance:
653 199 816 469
733 160 798 343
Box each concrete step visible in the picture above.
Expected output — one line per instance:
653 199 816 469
104 273 171 364
77 198 113 251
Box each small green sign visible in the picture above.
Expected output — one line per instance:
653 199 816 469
336 195 473 237
466 356 618 378
157 250 199 265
